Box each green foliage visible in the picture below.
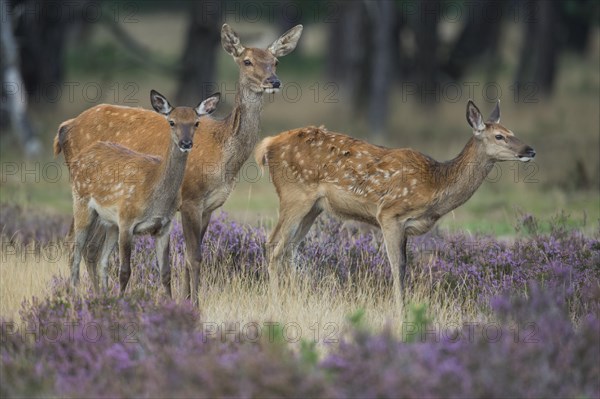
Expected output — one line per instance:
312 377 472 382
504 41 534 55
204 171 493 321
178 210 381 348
346 308 366 329
403 303 431 343
299 339 319 367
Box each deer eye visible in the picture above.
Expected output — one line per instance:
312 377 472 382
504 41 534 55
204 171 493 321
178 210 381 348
243 59 252 66
495 134 504 141
169 121 175 127
194 121 200 128
275 60 279 67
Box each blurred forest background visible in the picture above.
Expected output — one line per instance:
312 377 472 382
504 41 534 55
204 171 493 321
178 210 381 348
1 0 599 234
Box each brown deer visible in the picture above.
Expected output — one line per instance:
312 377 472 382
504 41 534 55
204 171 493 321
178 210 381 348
54 24 303 304
67 90 220 293
255 100 536 305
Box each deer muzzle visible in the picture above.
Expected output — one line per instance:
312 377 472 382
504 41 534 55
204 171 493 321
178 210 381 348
264 75 281 93
518 146 536 162
179 139 193 152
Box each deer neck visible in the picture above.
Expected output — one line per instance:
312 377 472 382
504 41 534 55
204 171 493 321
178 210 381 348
433 137 495 214
148 140 188 215
233 86 264 133
223 85 264 167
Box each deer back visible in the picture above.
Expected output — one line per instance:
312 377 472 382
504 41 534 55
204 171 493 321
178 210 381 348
57 104 233 200
70 141 161 216
259 126 439 222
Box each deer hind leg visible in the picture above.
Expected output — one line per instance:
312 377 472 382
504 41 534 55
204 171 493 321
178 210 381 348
267 199 319 295
377 213 408 309
155 230 172 298
117 225 133 294
70 204 96 288
82 218 108 293
289 205 322 271
98 226 118 293
181 203 212 306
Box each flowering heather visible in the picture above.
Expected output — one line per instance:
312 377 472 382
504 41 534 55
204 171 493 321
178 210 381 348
1 287 332 397
105 213 600 311
1 275 598 398
0 204 70 244
2 203 599 397
1 203 599 308
321 281 600 399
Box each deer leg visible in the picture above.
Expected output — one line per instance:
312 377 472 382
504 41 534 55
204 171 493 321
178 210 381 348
118 227 133 295
98 226 118 293
288 205 321 271
267 201 317 295
191 211 212 305
70 206 95 288
78 218 107 291
399 234 408 291
181 204 211 306
180 209 197 301
155 230 171 298
82 218 107 293
378 215 407 308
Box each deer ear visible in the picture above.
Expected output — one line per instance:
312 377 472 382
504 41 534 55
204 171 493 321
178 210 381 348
221 24 245 57
196 93 221 116
466 100 485 133
150 90 173 115
268 24 303 57
487 100 501 124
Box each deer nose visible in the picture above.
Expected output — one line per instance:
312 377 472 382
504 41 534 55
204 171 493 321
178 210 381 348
525 147 536 158
268 77 281 88
179 140 193 150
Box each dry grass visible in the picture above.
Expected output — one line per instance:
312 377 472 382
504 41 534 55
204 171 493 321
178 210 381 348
0 242 484 344
0 244 68 320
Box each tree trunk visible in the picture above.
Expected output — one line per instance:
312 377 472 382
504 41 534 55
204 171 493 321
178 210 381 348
175 1 222 105
13 0 70 102
327 1 370 115
561 0 594 54
515 0 562 97
0 0 40 155
414 0 439 105
534 0 559 95
367 0 396 142
442 0 504 81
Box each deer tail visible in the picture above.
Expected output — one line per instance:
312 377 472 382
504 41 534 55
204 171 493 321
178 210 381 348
254 136 275 171
53 119 75 157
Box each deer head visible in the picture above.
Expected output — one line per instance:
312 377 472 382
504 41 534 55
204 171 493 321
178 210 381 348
221 24 303 94
150 90 221 152
467 100 536 162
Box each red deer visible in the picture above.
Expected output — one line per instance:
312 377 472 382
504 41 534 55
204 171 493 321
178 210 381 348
67 91 220 293
255 100 536 305
54 24 303 303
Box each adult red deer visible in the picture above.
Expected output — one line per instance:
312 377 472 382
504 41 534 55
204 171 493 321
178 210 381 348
255 100 536 305
54 24 303 304
66 91 220 293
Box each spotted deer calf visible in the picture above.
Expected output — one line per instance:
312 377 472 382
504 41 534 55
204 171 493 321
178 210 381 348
256 100 536 304
67 90 220 293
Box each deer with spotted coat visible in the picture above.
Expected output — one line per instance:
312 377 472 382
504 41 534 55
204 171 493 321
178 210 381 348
54 24 303 303
256 100 536 305
67 91 220 293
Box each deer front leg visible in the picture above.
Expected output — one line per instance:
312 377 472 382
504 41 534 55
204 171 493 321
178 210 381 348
181 204 211 306
378 214 408 309
155 229 172 298
118 227 133 295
